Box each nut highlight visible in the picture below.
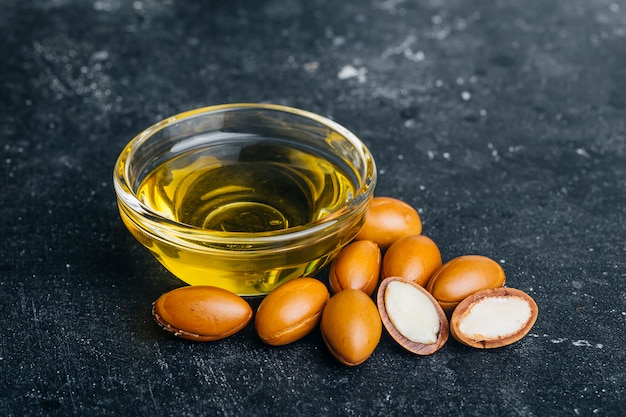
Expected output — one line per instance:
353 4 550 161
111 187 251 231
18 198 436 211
255 278 330 346
426 255 506 315
329 240 381 295
152 286 252 341
382 234 442 287
320 289 382 366
355 196 422 250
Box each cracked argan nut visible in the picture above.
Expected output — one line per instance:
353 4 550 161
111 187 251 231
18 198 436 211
320 289 382 366
255 278 329 346
354 197 422 250
382 235 442 287
450 287 538 349
152 286 252 342
426 255 506 315
377 277 448 355
329 240 381 296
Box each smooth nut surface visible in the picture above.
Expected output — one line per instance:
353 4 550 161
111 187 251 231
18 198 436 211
329 240 381 295
377 277 448 355
450 287 538 349
255 277 330 346
382 235 442 287
320 289 382 366
426 255 506 315
355 197 422 250
152 286 252 342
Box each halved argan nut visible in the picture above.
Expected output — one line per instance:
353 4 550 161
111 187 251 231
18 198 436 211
450 287 538 349
377 277 448 355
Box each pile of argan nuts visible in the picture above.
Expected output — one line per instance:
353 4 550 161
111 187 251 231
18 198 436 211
152 196 539 366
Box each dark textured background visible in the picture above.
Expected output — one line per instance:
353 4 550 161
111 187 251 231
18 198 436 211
1 0 625 415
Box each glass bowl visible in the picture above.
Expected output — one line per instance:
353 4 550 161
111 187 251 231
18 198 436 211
113 103 376 296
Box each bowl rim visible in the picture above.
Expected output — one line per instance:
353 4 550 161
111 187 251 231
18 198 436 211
113 103 377 245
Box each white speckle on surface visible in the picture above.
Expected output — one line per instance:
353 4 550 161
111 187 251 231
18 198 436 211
479 109 487 117
332 36 346 47
571 280 583 289
442 152 451 160
404 119 416 128
551 338 567 343
461 91 471 101
456 77 465 85
375 0 406 12
338 65 367 83
427 150 435 160
572 340 592 347
435 79 444 87
93 0 120 12
576 148 591 158
91 50 109 61
381 36 425 63
303 61 319 72
431 14 443 25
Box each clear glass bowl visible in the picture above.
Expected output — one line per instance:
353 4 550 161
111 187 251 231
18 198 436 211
113 103 376 296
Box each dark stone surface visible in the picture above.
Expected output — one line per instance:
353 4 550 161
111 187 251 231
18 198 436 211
1 0 625 415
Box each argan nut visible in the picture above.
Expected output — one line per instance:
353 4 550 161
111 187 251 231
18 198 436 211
152 286 252 342
377 277 448 355
355 196 422 250
329 240 381 295
426 255 506 315
450 287 538 349
382 235 442 287
320 289 382 366
255 277 330 346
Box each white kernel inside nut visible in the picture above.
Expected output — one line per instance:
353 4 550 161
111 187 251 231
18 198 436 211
459 296 531 339
384 281 440 344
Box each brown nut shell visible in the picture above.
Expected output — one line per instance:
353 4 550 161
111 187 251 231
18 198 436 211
382 235 442 287
426 255 506 315
450 287 538 349
377 277 448 355
152 286 252 342
255 277 330 346
329 240 381 295
355 197 422 250
320 289 382 366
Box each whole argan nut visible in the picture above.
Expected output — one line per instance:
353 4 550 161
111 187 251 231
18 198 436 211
329 240 381 295
320 289 382 366
426 255 506 315
255 278 330 346
382 235 442 287
377 277 448 355
355 197 422 250
152 286 252 342
450 287 538 349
